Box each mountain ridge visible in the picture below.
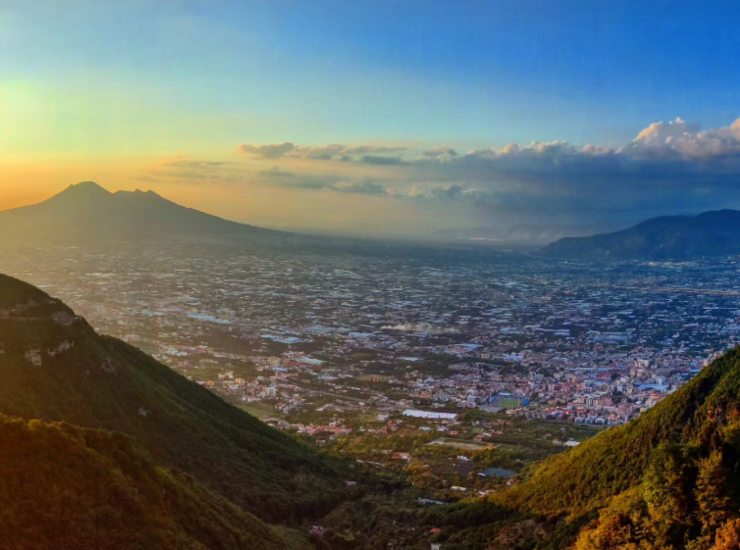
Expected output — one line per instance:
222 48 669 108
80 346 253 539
0 181 278 244
542 209 740 260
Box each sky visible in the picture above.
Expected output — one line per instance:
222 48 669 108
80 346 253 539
2 1 740 242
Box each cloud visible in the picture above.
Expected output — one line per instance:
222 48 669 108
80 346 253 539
255 167 387 196
146 158 237 182
255 166 338 190
159 116 740 241
358 155 408 165
236 142 407 161
236 142 297 158
237 118 740 222
423 146 458 159
619 117 740 159
331 180 388 195
411 117 740 195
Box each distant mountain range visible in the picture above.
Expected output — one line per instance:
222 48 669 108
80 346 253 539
1 181 276 244
543 209 740 260
0 273 345 547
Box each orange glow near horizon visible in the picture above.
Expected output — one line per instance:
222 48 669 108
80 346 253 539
0 155 463 237
0 157 154 210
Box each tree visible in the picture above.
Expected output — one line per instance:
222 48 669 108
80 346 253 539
695 451 733 535
643 443 699 547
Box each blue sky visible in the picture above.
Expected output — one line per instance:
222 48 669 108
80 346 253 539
2 1 740 240
4 0 739 146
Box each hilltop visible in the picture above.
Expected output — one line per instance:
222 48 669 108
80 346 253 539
0 181 276 244
542 210 740 260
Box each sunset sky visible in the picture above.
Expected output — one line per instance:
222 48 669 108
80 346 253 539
2 1 740 241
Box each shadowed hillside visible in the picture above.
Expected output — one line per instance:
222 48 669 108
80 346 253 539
0 415 304 550
0 273 346 524
542 210 740 260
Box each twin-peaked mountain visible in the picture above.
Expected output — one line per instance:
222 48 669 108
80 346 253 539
1 181 274 243
0 273 345 548
543 209 740 260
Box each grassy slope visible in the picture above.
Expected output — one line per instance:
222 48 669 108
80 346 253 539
498 347 740 519
421 348 740 548
0 273 345 523
0 414 305 550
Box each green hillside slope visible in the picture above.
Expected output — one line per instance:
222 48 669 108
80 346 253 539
502 349 739 518
0 273 345 524
423 348 740 549
0 415 304 550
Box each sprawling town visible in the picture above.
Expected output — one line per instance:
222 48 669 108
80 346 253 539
2 237 739 492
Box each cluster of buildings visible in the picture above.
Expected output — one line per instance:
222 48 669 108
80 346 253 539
4 240 740 434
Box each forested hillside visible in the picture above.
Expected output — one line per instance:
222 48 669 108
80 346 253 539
428 348 740 548
0 273 348 523
0 415 304 549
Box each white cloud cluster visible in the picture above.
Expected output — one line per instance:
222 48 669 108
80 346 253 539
240 116 740 172
158 116 740 237
621 117 740 159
